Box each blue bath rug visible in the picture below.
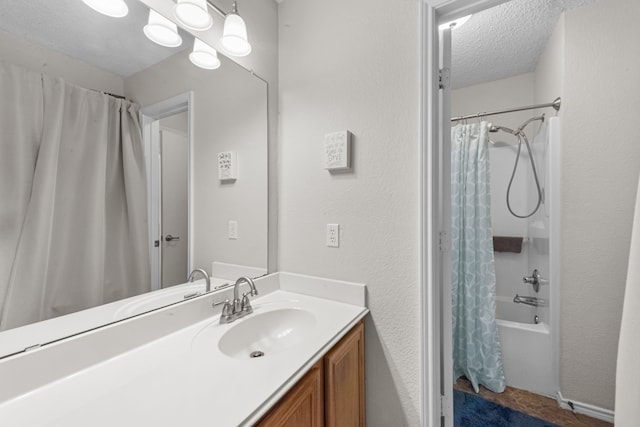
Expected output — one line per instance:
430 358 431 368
454 390 561 427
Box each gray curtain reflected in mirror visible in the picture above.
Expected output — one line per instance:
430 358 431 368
0 62 150 330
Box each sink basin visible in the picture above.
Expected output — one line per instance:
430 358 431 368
218 308 316 359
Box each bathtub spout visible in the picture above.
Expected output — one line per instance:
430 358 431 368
513 294 546 307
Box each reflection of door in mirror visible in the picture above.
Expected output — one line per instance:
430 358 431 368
159 114 189 288
143 96 193 293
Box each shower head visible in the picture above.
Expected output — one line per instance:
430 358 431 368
490 125 518 135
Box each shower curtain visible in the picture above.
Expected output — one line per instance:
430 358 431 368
0 62 150 330
451 121 506 393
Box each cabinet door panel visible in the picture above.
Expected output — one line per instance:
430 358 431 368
257 361 324 427
325 321 365 427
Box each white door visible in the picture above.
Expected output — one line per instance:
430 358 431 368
438 25 454 426
160 125 188 288
141 92 193 292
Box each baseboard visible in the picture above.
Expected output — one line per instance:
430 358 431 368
556 391 614 423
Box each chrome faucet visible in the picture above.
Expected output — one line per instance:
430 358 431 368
188 268 211 292
219 276 258 324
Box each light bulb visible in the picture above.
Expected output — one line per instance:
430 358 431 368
82 0 128 18
220 13 251 57
189 39 221 70
144 10 182 48
174 0 212 31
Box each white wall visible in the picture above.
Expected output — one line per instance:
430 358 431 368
278 0 421 424
125 52 269 273
559 0 640 410
0 29 124 96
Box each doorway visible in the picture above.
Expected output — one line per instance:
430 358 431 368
158 113 189 288
140 92 193 292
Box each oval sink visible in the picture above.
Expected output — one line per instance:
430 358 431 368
218 308 316 359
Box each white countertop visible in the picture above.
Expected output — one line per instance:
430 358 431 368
0 273 367 426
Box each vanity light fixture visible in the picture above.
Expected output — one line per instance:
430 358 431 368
174 0 213 31
144 10 183 48
220 1 251 57
189 38 221 70
81 0 129 18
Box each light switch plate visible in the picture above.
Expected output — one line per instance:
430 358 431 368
228 220 238 240
324 131 351 171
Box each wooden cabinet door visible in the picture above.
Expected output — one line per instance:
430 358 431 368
324 321 365 427
256 361 324 427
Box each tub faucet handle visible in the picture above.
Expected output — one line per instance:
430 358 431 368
523 269 541 293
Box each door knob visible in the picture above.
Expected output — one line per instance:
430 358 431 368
165 235 180 242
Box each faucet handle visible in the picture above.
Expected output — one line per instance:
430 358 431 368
217 300 235 324
221 300 233 316
241 292 253 314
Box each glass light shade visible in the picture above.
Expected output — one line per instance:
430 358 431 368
220 13 251 57
174 0 212 31
189 39 221 70
81 0 128 18
144 10 182 48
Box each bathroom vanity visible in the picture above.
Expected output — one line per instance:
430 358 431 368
0 273 367 426
257 321 364 426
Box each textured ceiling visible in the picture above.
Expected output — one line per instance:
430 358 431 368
0 0 190 77
451 0 602 88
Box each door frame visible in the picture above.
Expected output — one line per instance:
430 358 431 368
140 92 194 291
420 1 511 426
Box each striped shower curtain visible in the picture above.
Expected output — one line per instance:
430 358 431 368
451 121 506 393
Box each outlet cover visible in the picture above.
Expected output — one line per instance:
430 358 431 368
326 223 340 247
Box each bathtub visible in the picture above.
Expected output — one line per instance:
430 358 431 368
496 296 556 396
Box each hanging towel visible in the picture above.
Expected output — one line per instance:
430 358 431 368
492 236 524 253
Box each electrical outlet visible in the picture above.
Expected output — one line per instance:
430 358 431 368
326 224 339 247
228 220 238 240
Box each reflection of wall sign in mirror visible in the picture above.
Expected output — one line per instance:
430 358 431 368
324 130 352 171
218 151 238 181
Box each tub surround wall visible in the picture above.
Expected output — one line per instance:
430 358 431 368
532 11 563 402
277 0 421 424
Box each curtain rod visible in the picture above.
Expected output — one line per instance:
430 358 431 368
451 97 561 122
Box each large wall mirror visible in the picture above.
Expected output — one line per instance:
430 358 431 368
0 0 268 357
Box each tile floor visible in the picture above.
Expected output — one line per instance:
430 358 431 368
454 378 613 427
